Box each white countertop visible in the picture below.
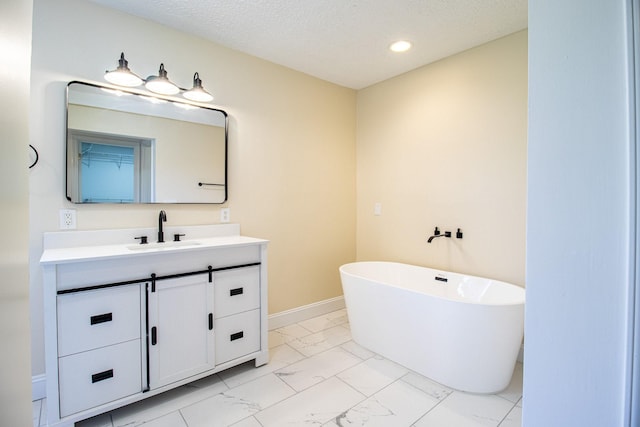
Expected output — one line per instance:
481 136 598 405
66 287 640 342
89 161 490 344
40 224 268 265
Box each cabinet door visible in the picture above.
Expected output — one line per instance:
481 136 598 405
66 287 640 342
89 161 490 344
147 273 214 388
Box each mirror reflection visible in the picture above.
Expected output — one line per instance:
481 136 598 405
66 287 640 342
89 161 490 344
66 81 227 204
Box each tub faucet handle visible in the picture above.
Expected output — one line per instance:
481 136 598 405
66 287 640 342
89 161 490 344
433 227 440 236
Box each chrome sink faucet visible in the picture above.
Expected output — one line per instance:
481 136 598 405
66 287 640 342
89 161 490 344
158 210 167 243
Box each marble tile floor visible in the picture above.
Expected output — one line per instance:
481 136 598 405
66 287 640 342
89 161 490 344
33 308 522 427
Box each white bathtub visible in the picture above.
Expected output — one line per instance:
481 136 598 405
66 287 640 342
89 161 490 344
340 261 525 393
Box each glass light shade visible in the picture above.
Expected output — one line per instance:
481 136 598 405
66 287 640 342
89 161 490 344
104 52 143 87
183 89 213 102
145 63 180 95
183 72 213 102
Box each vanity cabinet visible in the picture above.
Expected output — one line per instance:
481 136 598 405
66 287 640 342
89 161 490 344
41 225 268 427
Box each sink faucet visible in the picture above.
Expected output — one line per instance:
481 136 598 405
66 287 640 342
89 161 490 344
158 210 167 243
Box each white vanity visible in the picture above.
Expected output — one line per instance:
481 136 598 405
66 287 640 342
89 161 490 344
40 224 268 426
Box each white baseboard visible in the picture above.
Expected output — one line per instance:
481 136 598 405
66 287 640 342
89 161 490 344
268 296 345 330
32 374 46 401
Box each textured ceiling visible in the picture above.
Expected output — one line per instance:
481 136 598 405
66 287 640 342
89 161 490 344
87 0 527 89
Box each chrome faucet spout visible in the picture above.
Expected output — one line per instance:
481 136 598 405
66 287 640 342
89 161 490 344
158 210 167 243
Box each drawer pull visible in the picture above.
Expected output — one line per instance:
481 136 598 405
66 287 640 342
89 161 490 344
90 312 113 325
230 287 244 296
230 331 244 341
208 313 213 330
151 327 157 345
91 369 114 383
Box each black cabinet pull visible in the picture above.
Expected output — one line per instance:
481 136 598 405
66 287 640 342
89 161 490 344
91 369 114 383
90 312 113 325
230 287 244 296
230 331 244 341
208 313 213 330
151 327 157 345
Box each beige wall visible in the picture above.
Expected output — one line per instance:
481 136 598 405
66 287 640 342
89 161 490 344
29 0 356 377
1 0 33 424
356 31 527 286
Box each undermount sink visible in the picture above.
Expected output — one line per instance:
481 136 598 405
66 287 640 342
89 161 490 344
126 240 202 251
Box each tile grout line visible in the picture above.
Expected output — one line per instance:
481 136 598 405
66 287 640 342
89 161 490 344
496 396 523 427
250 317 369 425
405 375 455 426
178 408 188 426
496 400 520 427
300 375 368 426
335 373 439 427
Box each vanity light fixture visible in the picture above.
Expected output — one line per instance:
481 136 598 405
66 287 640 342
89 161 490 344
104 52 214 102
389 40 412 53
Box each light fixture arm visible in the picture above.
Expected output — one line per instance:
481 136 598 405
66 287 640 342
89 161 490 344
116 52 127 69
193 72 203 88
157 63 168 79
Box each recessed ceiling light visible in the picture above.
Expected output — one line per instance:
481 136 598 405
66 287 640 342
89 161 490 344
389 40 412 53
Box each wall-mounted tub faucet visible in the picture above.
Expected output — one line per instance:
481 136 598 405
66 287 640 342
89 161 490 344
158 210 167 243
427 227 451 243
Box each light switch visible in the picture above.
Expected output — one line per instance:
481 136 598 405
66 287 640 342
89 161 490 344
374 202 382 216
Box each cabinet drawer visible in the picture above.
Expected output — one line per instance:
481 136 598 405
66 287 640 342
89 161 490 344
58 340 142 417
214 266 260 318
215 309 260 364
57 284 141 356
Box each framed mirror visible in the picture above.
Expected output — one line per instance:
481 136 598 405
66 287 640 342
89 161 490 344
66 81 227 204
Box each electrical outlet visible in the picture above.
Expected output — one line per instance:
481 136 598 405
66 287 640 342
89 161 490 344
59 209 77 229
374 202 382 216
220 208 230 223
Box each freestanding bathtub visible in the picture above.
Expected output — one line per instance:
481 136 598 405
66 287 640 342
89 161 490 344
340 261 525 394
